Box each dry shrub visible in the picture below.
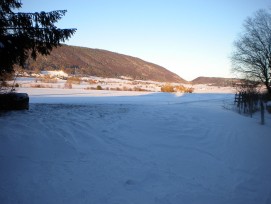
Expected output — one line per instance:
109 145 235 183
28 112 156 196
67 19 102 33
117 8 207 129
133 87 147 92
30 84 52 88
185 87 194 93
40 75 58 83
160 84 194 93
110 87 121 91
96 85 103 90
175 85 194 93
67 76 81 84
85 86 150 92
85 86 103 90
1 81 9 87
131 81 139 85
161 84 175 92
122 86 129 91
84 87 96 90
88 79 97 84
122 86 133 91
64 82 72 89
0 72 14 92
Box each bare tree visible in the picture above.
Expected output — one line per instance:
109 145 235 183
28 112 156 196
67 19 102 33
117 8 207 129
231 9 271 94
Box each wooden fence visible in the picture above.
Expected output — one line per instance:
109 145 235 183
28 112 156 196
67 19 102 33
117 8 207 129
234 92 260 116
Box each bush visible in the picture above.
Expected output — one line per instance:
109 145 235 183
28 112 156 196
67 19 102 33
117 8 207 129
64 82 72 89
110 87 121 91
185 87 194 93
0 81 8 88
96 85 103 90
161 84 175 92
40 75 58 83
84 87 96 90
67 76 81 84
175 85 194 93
133 87 147 92
88 79 97 84
30 84 52 88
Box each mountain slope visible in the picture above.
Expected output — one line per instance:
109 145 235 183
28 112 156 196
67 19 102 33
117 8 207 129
191 77 239 86
26 45 186 83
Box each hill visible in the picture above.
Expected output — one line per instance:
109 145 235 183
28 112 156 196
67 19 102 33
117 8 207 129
191 76 240 86
25 45 186 83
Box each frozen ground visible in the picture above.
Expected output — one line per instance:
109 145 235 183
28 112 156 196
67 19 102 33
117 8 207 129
0 89 271 204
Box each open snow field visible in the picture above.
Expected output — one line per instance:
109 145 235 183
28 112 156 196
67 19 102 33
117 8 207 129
1 89 271 204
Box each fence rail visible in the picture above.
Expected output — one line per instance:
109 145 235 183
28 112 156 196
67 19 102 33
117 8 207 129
234 92 260 116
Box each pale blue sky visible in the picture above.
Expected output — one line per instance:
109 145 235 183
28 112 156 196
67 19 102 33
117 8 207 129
20 0 271 80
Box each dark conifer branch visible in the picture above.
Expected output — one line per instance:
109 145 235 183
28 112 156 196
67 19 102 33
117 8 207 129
0 0 76 75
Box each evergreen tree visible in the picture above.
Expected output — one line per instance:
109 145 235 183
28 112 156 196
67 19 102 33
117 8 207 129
0 0 76 75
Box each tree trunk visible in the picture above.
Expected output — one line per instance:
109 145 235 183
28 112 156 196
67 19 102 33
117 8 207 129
265 80 271 95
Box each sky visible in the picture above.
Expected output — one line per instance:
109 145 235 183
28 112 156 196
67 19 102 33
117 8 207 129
20 0 271 81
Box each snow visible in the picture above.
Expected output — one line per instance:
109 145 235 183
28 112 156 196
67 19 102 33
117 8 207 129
41 70 68 78
1 88 271 204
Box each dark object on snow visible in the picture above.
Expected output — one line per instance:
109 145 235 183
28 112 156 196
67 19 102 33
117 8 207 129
260 101 265 125
0 93 29 110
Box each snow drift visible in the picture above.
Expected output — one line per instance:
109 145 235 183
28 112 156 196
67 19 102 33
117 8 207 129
0 90 270 204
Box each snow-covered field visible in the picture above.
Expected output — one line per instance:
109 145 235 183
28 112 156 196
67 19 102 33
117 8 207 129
15 76 236 93
1 88 271 204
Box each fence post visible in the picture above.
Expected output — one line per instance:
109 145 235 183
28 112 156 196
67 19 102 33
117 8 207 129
260 101 265 125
